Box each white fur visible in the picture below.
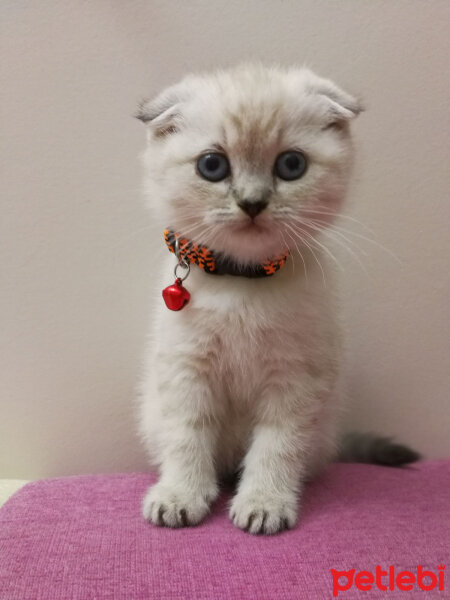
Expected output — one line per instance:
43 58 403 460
137 64 361 534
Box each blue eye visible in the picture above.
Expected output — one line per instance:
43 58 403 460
197 153 230 182
274 151 307 181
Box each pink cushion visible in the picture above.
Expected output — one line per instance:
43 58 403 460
0 461 448 599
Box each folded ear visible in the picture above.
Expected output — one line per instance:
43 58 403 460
303 70 364 122
317 85 363 122
135 83 188 137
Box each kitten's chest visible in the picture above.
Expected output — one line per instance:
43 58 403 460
157 265 336 391
204 303 315 391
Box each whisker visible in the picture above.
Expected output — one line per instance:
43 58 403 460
288 215 369 276
176 222 209 238
284 228 309 284
278 229 295 275
299 208 375 235
289 223 344 273
298 214 401 264
311 221 368 257
308 222 369 277
290 215 365 252
183 224 218 247
284 223 326 287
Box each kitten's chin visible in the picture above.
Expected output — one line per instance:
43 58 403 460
170 217 287 264
207 223 287 264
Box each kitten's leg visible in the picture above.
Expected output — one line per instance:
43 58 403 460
141 362 219 528
230 386 326 535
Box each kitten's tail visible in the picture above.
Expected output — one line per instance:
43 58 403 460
338 432 421 467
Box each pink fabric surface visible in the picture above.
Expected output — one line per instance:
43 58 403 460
0 461 448 599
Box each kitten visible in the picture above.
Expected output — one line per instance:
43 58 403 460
136 64 418 535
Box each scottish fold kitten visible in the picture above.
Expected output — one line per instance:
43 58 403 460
136 64 418 535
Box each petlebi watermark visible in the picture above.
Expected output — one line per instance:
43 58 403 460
330 564 445 597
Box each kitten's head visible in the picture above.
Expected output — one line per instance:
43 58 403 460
138 64 362 264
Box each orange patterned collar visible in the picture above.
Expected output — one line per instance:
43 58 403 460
164 229 289 278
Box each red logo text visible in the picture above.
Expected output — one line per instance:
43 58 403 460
330 565 445 597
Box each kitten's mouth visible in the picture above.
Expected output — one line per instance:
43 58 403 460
232 218 269 234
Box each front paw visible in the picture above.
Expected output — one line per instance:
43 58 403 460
142 482 215 528
230 490 298 535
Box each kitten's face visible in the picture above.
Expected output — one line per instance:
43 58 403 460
139 65 361 264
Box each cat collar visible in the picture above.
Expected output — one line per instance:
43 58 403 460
162 228 289 311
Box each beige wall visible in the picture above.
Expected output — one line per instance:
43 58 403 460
1 1 449 479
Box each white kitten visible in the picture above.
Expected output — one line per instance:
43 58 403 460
136 64 415 535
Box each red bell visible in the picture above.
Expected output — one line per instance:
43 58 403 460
162 278 191 311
